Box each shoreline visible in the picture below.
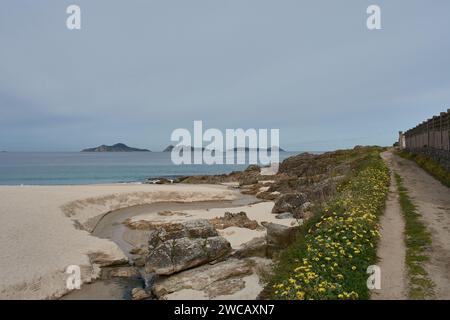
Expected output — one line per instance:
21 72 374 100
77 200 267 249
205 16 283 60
0 183 242 299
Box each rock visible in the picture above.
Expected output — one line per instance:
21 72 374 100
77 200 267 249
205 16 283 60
244 165 261 173
131 288 151 300
300 201 312 211
256 191 279 201
275 212 294 219
233 237 267 259
133 256 146 268
127 219 218 239
145 236 231 275
145 177 173 184
239 176 259 186
240 183 262 195
271 193 308 214
209 212 261 230
101 266 141 279
152 259 255 298
129 246 149 256
87 251 128 267
263 222 298 246
261 222 299 258
143 220 230 275
183 219 219 238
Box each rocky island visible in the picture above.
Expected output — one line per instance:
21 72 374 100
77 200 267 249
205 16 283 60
81 143 150 152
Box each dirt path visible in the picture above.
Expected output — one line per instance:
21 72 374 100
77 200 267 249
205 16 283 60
372 151 407 300
385 150 450 299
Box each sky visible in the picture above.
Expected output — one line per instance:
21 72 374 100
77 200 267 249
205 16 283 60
0 0 449 151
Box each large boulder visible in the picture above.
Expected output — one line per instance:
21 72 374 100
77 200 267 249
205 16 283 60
233 237 267 259
152 258 255 299
262 222 299 258
271 193 308 214
145 236 231 275
131 288 152 300
209 211 261 230
144 219 231 276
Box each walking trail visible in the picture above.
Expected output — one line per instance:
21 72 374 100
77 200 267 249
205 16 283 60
374 150 450 299
372 151 407 299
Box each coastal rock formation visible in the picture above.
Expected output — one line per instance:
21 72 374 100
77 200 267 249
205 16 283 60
87 251 128 267
144 177 174 184
275 212 294 219
262 222 299 258
131 288 152 300
152 258 255 298
81 143 150 152
144 219 231 275
233 237 267 259
271 193 308 214
101 266 141 279
209 211 262 230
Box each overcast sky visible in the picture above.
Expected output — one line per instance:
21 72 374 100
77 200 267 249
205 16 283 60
1 0 449 151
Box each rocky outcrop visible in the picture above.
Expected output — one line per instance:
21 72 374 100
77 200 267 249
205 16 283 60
152 258 255 298
144 177 174 184
209 212 262 230
101 266 141 279
144 219 231 276
262 222 299 258
271 193 308 214
131 288 152 300
87 251 128 267
275 212 294 219
233 237 267 259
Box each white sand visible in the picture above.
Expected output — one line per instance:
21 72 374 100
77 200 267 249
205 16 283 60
0 183 237 299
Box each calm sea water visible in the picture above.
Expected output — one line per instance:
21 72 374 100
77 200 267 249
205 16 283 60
0 152 301 185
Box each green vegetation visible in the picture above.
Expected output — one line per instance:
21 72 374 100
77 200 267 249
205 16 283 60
267 147 390 300
394 173 435 299
397 150 450 187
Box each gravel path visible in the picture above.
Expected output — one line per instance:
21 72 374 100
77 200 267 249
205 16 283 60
388 150 450 299
372 151 407 299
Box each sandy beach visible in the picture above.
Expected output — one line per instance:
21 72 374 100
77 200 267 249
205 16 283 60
0 183 240 299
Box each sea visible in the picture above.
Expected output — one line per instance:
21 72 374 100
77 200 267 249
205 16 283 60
0 151 304 185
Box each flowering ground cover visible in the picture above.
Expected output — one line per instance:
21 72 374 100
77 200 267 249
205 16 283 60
268 147 390 300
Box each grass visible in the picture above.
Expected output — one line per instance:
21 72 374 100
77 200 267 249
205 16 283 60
397 150 450 187
266 147 390 300
394 173 435 299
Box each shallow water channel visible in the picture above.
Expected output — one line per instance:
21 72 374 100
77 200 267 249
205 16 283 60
62 194 258 300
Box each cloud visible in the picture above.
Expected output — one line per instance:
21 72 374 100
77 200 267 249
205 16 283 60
0 0 449 151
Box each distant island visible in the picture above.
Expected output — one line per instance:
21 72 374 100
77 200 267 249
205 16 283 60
81 143 150 152
163 145 206 152
163 145 174 152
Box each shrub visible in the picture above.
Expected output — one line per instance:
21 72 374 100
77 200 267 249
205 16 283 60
397 151 450 188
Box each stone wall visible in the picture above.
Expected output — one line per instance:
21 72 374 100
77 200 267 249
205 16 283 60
406 147 450 172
